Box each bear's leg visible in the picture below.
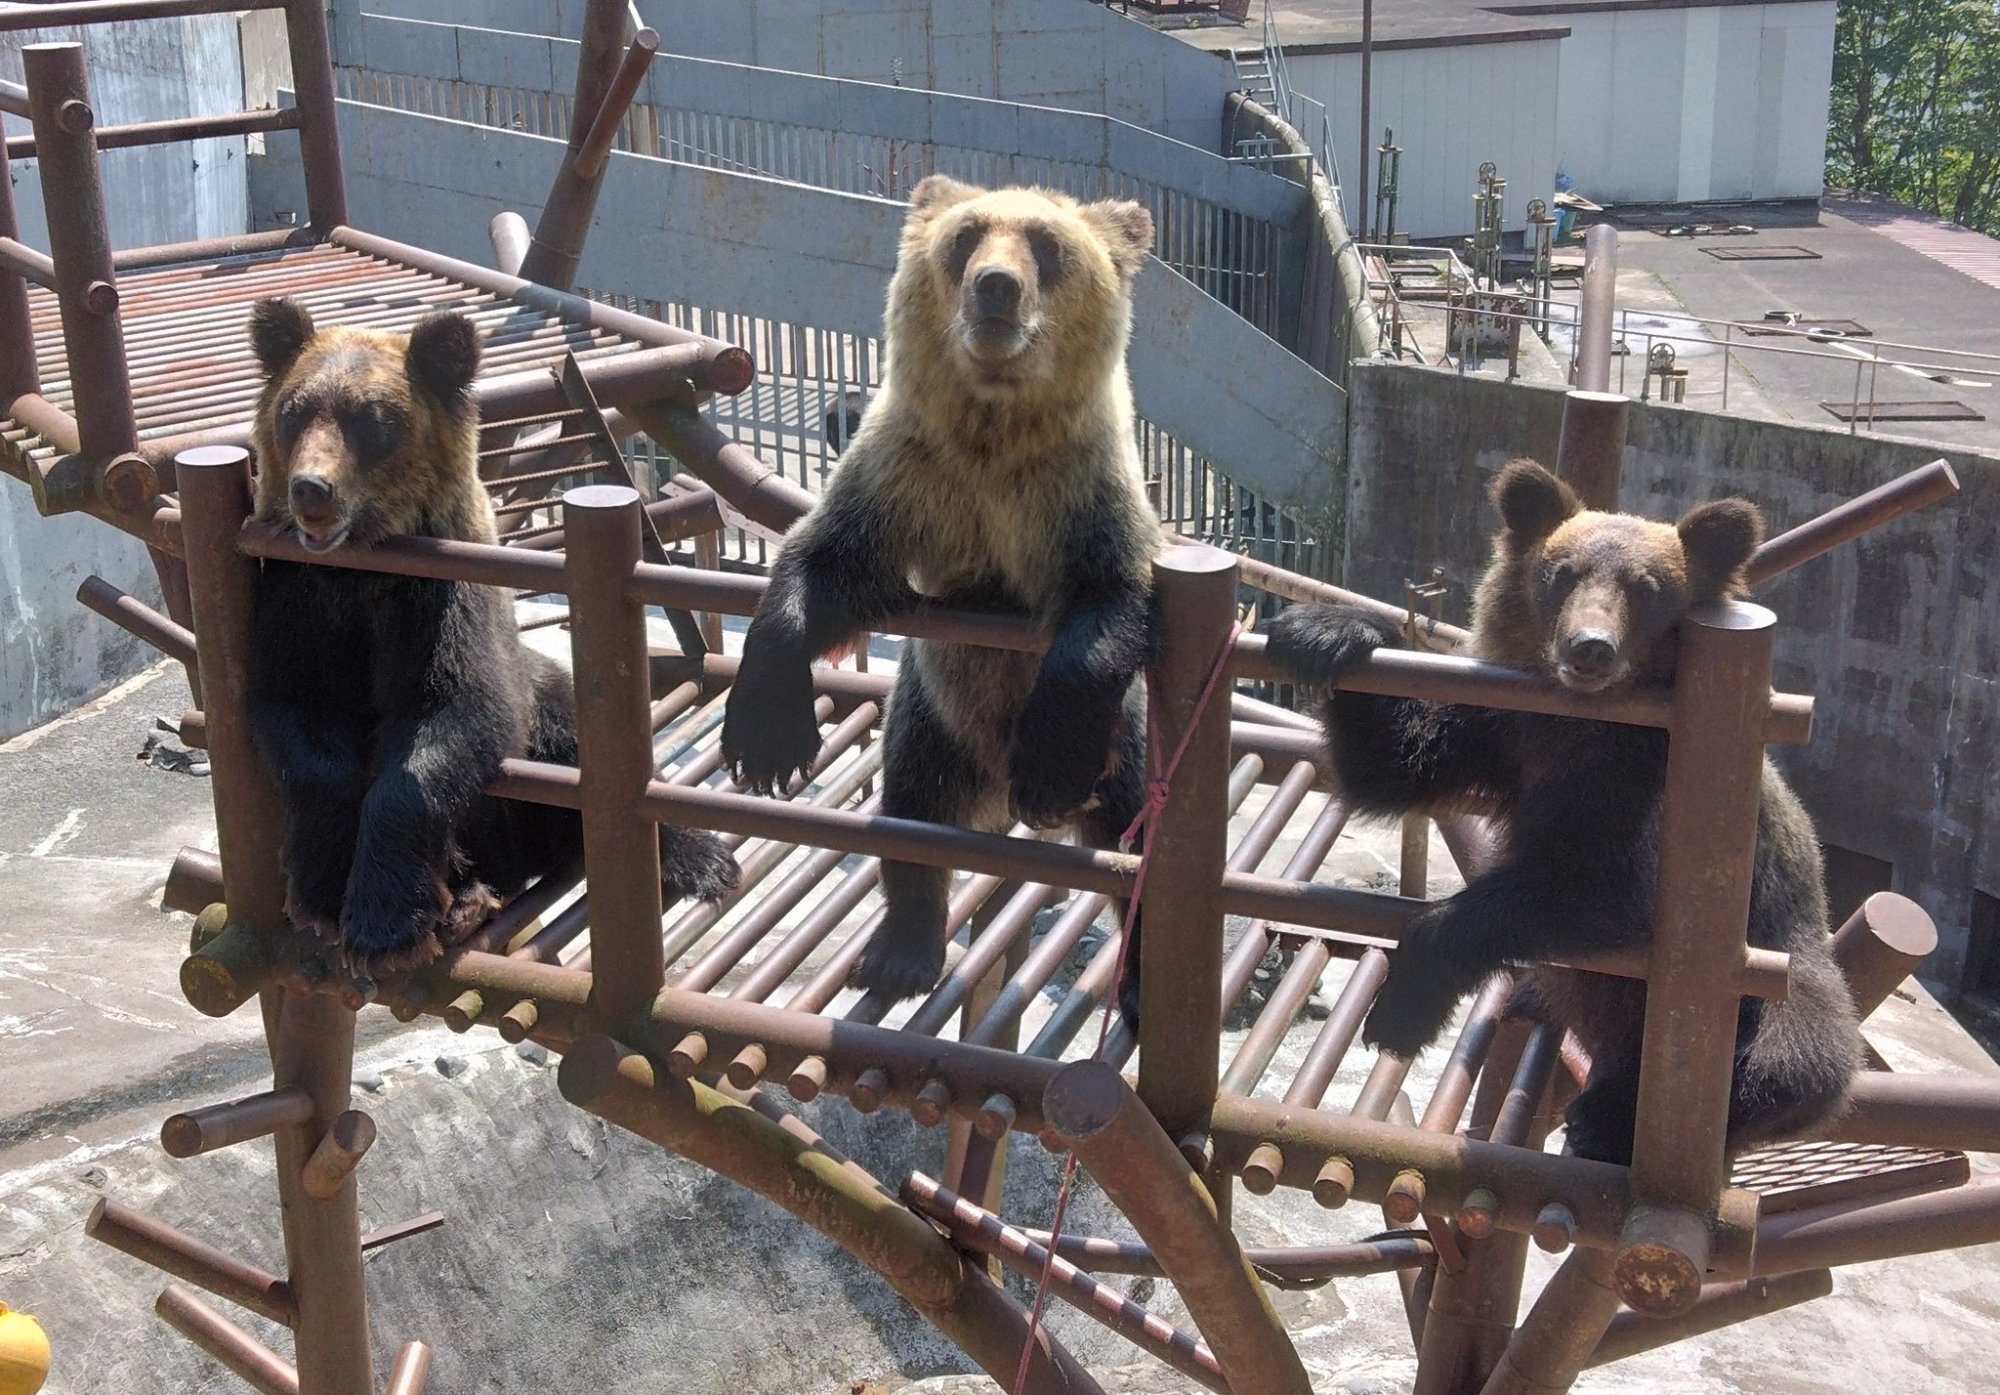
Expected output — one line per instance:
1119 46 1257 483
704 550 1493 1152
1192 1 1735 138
1723 955 1862 1155
1563 1051 1644 1165
269 715 369 941
855 674 987 1000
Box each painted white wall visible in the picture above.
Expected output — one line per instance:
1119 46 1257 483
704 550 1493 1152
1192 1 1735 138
1550 1 1835 205
1285 38 1563 240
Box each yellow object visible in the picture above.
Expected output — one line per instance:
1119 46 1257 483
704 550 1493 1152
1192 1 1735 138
0 1303 50 1395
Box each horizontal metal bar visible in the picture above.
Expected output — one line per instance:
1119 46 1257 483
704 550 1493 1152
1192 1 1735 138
154 1285 299 1395
1753 1175 2000 1277
238 519 564 591
160 1086 314 1158
1821 1071 2000 1153
7 105 299 159
86 1199 295 1327
111 227 311 273
1747 459 1959 586
0 0 285 30
0 237 56 287
76 575 197 668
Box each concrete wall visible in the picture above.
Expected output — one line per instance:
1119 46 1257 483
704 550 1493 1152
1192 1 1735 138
1345 361 1999 988
336 0 1235 151
1547 1 1835 205
269 100 1346 523
1285 37 1562 240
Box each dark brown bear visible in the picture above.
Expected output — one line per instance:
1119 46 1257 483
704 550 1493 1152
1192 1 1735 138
244 297 737 973
1266 459 1859 1164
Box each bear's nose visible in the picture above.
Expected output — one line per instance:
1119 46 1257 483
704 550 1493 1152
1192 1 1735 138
972 266 1022 317
289 474 335 518
1564 630 1618 674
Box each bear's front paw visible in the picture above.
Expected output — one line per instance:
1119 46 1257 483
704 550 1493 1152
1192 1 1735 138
1562 1088 1638 1166
1006 728 1107 830
1361 943 1466 1058
1116 958 1144 1036
284 882 343 945
1265 604 1398 689
339 878 456 975
849 904 948 1001
660 827 741 905
721 656 823 795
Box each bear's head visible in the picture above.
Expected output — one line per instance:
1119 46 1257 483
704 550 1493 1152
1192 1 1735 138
1476 459 1764 694
886 175 1153 403
247 297 488 551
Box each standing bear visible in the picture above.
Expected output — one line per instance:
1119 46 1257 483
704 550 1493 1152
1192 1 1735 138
245 298 738 974
1265 460 1859 1164
722 176 1160 1016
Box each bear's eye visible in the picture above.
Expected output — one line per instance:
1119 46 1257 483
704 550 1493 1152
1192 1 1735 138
274 397 311 450
946 220 987 281
343 402 407 462
1543 560 1578 594
1025 227 1067 288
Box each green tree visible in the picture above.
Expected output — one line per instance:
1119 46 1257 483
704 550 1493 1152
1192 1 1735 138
1828 1 2000 233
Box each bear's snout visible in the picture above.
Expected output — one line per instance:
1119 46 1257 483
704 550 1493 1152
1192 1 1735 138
1561 629 1619 678
286 472 349 550
972 265 1023 319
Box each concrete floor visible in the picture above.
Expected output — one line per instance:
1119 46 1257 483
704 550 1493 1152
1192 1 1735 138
2 660 1997 1394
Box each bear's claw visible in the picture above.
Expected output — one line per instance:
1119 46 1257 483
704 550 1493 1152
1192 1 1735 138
1265 604 1399 688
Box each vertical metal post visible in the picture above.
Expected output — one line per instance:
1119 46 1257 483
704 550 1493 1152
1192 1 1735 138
176 446 372 1395
1618 600 1778 1315
0 126 37 400
1573 223 1618 393
22 43 136 462
1137 546 1238 1137
563 484 665 1027
1553 390 1629 512
283 0 350 232
1358 0 1373 244
519 0 639 289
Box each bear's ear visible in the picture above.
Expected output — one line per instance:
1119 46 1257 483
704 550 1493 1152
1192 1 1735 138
405 312 482 404
1677 497 1764 598
908 174 979 220
249 297 315 379
1491 458 1577 546
1082 198 1155 278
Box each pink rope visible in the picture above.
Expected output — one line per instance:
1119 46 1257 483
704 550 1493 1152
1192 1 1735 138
1008 620 1242 1395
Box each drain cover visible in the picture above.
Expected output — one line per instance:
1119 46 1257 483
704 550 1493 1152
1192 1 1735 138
1704 245 1823 260
1745 317 1873 337
1821 400 1984 423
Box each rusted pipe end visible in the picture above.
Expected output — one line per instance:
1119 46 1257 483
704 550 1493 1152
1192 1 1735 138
667 1031 708 1078
385 1340 434 1395
498 998 539 1043
1240 1142 1284 1195
1833 891 1938 1019
1041 1058 1130 1142
188 901 230 954
180 919 271 1018
913 1079 952 1128
388 984 429 1024
1532 1201 1576 1253
787 1055 829 1102
1457 1187 1499 1240
1312 1156 1354 1209
301 1110 377 1201
57 96 92 133
98 452 152 511
851 1066 889 1114
1613 1204 1710 1316
1177 1130 1213 1171
82 278 118 316
725 1043 767 1090
554 1031 644 1108
974 1093 1016 1140
443 990 484 1033
178 711 207 749
1383 1169 1426 1224
709 346 756 396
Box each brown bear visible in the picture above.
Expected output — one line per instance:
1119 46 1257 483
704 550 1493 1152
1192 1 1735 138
1266 460 1860 1164
244 297 737 973
721 177 1160 1017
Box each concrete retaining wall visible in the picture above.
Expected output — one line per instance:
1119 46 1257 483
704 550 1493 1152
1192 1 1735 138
1345 361 2000 986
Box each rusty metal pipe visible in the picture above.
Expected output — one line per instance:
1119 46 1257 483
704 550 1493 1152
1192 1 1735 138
0 0 284 27
621 400 813 533
383 1343 433 1395
0 131 38 398
1044 1059 1313 1395
1588 1269 1833 1368
1753 1174 2000 1275
1553 390 1628 512
299 1110 376 1201
155 1285 299 1395
85 1199 295 1327
160 1086 314 1158
76 575 197 670
5 104 298 160
574 29 659 180
1573 223 1618 393
1618 600 1778 1317
1747 459 1959 586
558 1037 1103 1395
1824 1072 2000 1153
1474 1248 1621 1395
903 1174 1228 1394
112 227 307 273
562 487 664 1027
489 213 530 276
1830 890 1937 1017
282 0 347 230
1016 1231 1435 1282
0 237 55 286
164 846 223 914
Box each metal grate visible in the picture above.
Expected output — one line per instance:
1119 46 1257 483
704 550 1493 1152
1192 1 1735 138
1821 399 1984 423
1743 318 1872 338
1702 246 1823 261
1730 1137 1968 1214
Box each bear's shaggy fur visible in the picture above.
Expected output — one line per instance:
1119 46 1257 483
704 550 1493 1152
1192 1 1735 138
722 176 1160 1013
1266 460 1859 1164
245 297 736 972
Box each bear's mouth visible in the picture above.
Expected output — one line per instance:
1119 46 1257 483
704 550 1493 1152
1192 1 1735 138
1553 660 1624 695
961 314 1034 367
295 518 351 553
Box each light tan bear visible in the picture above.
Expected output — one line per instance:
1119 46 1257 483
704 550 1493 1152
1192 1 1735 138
722 176 1160 1018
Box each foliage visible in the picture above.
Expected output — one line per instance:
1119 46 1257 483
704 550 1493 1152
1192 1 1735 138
1828 0 2000 232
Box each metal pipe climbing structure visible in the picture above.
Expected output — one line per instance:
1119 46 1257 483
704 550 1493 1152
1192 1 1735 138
2 4 1996 1393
